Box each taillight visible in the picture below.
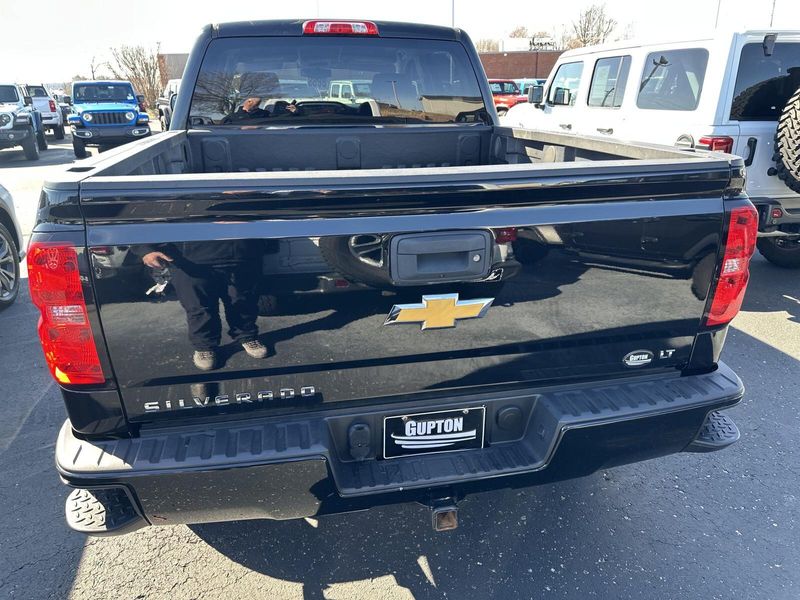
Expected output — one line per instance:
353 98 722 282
704 205 758 327
27 243 104 384
698 136 734 154
493 228 518 243
302 20 379 35
49 99 56 112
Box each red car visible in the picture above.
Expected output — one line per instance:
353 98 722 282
488 79 526 116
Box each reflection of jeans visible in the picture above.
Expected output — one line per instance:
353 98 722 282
170 262 260 350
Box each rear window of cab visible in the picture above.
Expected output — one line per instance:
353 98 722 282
189 37 488 127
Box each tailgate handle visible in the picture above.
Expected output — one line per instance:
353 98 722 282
390 231 492 285
744 137 757 167
596 127 614 135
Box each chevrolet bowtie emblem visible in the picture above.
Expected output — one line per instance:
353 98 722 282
384 293 494 330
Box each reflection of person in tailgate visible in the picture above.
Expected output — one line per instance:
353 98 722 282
141 240 267 370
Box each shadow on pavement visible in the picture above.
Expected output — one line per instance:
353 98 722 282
741 253 800 323
0 132 81 169
0 285 84 598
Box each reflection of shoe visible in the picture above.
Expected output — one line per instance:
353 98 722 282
193 350 217 371
242 340 268 359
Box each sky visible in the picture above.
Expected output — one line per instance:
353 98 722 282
2 0 800 82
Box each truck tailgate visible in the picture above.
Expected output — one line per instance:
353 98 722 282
79 163 729 424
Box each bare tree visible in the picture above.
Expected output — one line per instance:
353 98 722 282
569 4 617 48
615 22 635 41
85 56 113 81
106 44 162 109
89 57 101 79
552 26 573 51
475 39 501 52
509 26 529 39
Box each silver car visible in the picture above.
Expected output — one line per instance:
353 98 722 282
0 183 23 308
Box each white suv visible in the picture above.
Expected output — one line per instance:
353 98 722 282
503 30 800 268
0 83 49 161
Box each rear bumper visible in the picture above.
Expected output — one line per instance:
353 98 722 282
56 363 743 531
41 113 62 126
750 195 800 230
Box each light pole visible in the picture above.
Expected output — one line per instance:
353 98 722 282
451 0 455 27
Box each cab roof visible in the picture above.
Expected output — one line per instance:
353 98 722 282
76 80 134 86
212 19 462 41
559 28 800 59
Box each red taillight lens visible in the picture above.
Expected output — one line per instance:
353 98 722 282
49 99 57 112
698 136 734 154
302 20 379 35
27 243 104 384
493 228 518 243
705 205 758 327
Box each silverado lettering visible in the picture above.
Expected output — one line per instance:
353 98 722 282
143 386 317 412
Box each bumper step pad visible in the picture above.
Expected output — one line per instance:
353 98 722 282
685 411 740 453
66 488 146 536
57 364 743 508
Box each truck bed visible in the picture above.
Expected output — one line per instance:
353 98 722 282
55 125 725 178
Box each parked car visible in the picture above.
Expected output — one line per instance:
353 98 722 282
0 83 48 160
503 29 800 267
24 84 65 139
327 79 371 101
0 184 23 309
156 78 180 131
488 79 526 116
515 78 546 96
51 91 73 125
67 80 151 158
32 19 752 536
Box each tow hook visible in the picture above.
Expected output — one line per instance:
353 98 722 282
429 495 459 532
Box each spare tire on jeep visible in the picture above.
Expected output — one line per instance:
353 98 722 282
761 83 800 268
774 83 800 194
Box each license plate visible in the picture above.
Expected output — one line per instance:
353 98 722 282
383 407 485 459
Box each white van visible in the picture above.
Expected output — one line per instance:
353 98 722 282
503 30 800 267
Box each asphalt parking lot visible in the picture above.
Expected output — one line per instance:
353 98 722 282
1 132 799 599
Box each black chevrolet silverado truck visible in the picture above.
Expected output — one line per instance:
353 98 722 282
30 20 757 535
